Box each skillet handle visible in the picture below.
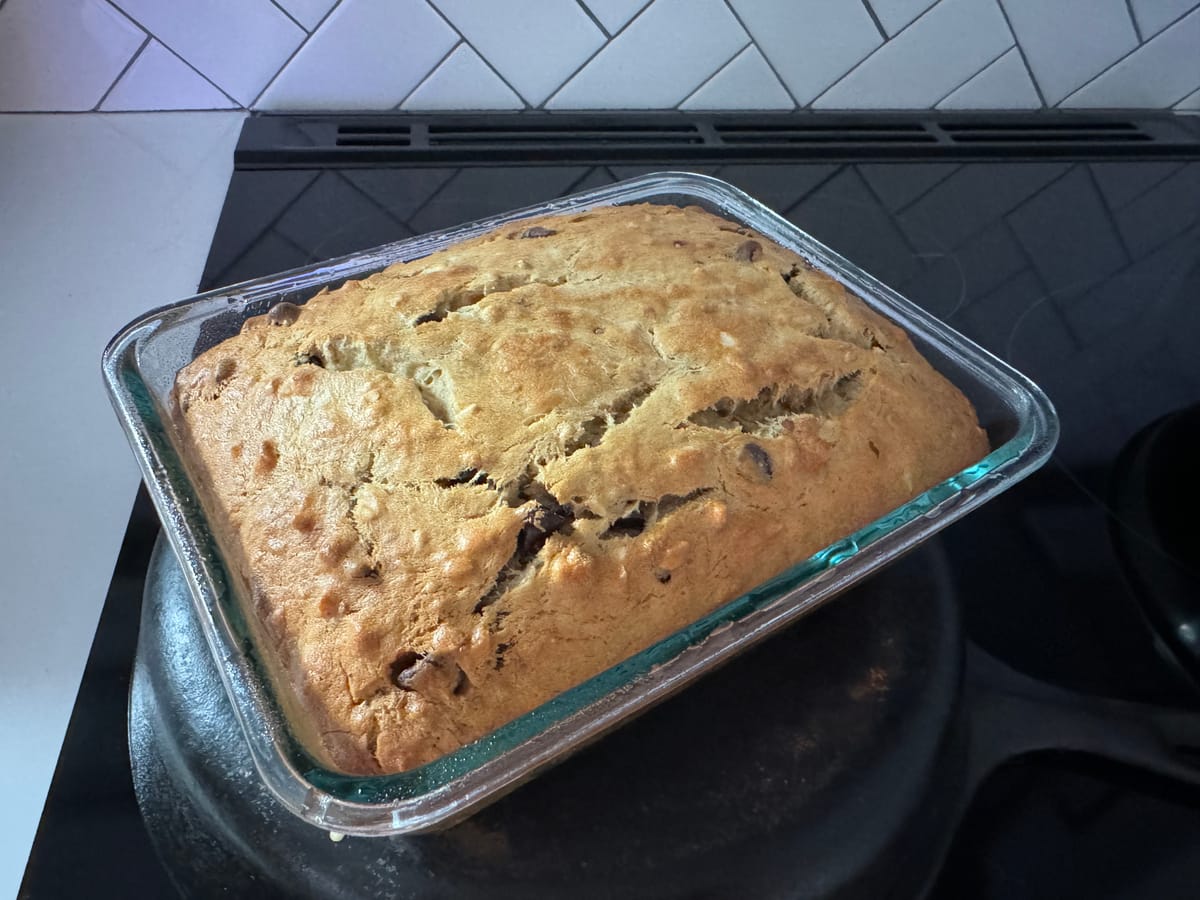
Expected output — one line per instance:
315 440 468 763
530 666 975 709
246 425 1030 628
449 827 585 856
963 643 1200 790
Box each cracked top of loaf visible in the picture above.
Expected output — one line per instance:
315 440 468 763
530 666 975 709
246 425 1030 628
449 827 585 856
172 202 988 775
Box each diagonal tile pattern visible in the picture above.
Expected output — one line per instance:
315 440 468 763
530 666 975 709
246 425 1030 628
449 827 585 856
728 0 881 105
582 0 648 33
867 0 940 35
0 0 145 111
110 0 305 106
274 0 340 31
814 0 1013 108
431 0 606 106
101 40 236 110
1131 0 1198 36
936 47 1039 109
0 0 1198 110
1062 8 1200 108
680 46 793 110
257 0 458 110
402 44 523 110
999 0 1138 105
547 0 746 108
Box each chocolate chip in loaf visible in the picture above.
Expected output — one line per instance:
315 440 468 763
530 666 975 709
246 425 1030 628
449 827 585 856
452 665 470 696
390 651 425 690
346 560 381 580
533 501 574 535
267 301 301 326
602 506 646 539
293 351 325 368
494 642 511 670
519 226 557 239
741 442 773 480
215 358 237 383
654 568 672 584
734 240 762 263
435 467 483 488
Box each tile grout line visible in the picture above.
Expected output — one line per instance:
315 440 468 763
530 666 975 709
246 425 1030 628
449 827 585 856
330 169 420 234
719 0 801 108
426 1 532 107
779 165 849 219
674 41 752 110
573 0 611 38
101 0 242 109
93 34 150 111
393 39 464 110
1054 18 1172 107
155 39 243 108
1058 4 1200 106
861 0 888 40
1079 161 1136 262
250 0 349 109
850 164 934 260
808 41 888 107
998 217 1086 354
541 0 655 109
928 42 1015 109
890 163 964 217
398 168 464 229
806 0 956 108
993 0 1048 107
267 0 308 33
1124 0 1144 42
867 0 936 41
1102 163 1185 213
210 170 322 286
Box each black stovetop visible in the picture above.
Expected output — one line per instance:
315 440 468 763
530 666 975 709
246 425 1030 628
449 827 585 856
22 113 1200 899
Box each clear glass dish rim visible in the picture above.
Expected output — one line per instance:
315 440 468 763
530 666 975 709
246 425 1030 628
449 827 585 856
102 171 1059 835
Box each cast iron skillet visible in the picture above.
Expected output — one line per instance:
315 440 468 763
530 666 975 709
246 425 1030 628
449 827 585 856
1109 402 1200 691
131 535 1200 900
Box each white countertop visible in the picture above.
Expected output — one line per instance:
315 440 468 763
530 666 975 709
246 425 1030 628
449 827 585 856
0 110 246 899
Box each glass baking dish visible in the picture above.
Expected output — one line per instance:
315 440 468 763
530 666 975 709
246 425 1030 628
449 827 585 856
103 171 1057 836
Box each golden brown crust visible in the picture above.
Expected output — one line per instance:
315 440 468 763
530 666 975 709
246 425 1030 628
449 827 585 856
172 203 989 774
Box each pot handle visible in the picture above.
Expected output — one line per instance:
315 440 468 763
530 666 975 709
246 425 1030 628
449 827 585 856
963 643 1200 790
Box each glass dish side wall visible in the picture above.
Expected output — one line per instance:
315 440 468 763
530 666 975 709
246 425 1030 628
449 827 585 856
103 172 1057 835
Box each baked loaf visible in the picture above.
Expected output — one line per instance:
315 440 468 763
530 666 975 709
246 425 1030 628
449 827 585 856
173 202 988 775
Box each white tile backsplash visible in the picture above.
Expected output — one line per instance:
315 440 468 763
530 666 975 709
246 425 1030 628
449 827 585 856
1131 0 1198 37
258 0 458 110
1 0 1197 110
1062 8 1200 108
729 0 882 105
867 0 939 36
1000 0 1139 105
100 40 235 110
681 45 793 110
0 0 144 111
111 0 304 106
402 44 523 110
582 0 648 34
431 0 605 106
814 0 1012 108
274 0 340 31
937 46 1039 109
1178 87 1200 109
547 0 746 108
